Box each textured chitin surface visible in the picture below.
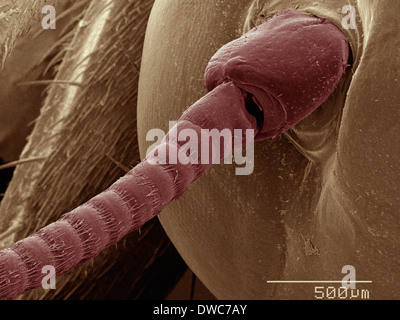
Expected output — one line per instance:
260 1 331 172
205 10 349 139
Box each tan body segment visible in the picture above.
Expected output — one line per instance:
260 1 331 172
138 0 399 299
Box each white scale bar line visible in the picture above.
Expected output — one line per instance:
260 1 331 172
267 281 373 284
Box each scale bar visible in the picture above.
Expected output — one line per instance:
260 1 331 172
267 281 372 284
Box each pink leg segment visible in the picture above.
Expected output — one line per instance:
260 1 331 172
0 83 256 299
205 10 350 140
